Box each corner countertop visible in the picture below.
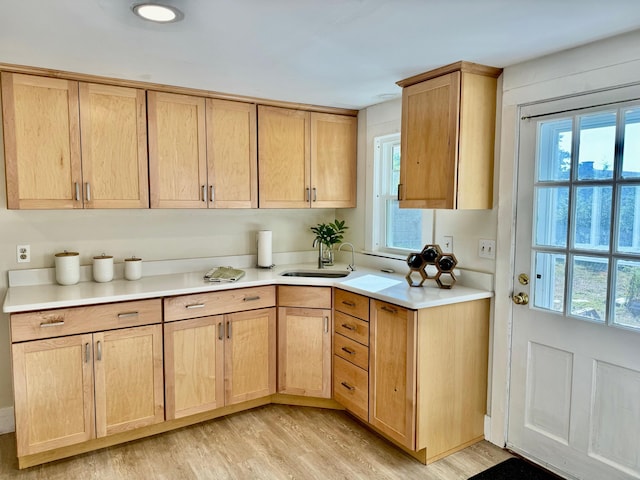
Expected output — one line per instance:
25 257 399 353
3 263 492 314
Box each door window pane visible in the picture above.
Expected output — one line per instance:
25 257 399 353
535 187 568 247
614 259 640 329
622 108 640 179
577 112 616 181
617 185 640 254
538 119 572 182
569 255 608 322
572 186 612 251
534 252 566 312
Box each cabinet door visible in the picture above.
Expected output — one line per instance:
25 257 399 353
278 307 332 398
79 83 149 208
93 324 164 437
206 99 257 208
225 307 276 404
369 300 417 449
1 72 82 209
399 72 460 209
148 91 207 208
164 316 225 419
12 334 94 455
258 105 310 208
310 113 357 208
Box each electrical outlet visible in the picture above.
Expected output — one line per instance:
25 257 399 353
17 244 31 263
478 239 496 259
440 235 454 252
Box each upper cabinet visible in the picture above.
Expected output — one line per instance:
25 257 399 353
397 61 502 210
147 92 258 209
1 72 148 209
258 105 357 208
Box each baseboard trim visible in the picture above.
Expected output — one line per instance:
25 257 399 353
0 406 15 434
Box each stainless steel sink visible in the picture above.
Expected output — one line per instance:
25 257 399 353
280 270 350 278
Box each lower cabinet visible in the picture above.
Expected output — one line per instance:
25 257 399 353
11 301 164 457
163 287 277 419
277 286 332 398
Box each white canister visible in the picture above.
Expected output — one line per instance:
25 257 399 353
93 254 114 283
54 251 80 286
124 257 142 281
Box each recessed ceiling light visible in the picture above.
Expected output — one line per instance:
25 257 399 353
132 3 183 23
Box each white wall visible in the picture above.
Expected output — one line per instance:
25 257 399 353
489 28 640 447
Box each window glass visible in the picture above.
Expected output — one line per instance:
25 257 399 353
622 108 640 179
537 119 572 182
577 112 616 180
569 255 608 323
614 259 640 329
535 187 568 247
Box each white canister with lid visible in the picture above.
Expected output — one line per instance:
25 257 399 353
93 254 114 283
124 257 142 281
55 251 80 286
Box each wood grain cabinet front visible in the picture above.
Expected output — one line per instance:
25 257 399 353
2 72 149 209
11 306 164 457
397 61 502 210
277 286 332 398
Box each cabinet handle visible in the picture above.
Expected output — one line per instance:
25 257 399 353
85 343 90 363
243 296 260 302
186 304 205 309
85 182 91 202
305 187 310 202
210 185 214 203
324 316 329 334
341 323 355 331
39 320 65 328
340 381 355 392
397 183 402 201
96 340 102 361
312 187 317 202
218 322 223 341
381 305 398 314
117 312 139 319
75 182 80 201
341 346 355 355
341 300 356 307
226 321 231 339
202 185 207 203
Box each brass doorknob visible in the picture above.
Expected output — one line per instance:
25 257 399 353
512 292 529 305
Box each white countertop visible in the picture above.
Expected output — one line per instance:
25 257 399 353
3 263 492 313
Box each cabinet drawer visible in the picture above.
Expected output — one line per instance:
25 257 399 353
164 286 276 322
334 289 369 320
278 286 332 309
334 333 368 371
334 311 369 346
333 355 368 421
10 299 162 343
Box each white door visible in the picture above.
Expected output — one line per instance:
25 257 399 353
508 88 640 480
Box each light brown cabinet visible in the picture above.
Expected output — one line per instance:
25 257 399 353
277 286 332 398
258 105 357 208
1 72 149 209
397 61 502 209
163 287 276 419
10 300 164 457
147 92 257 209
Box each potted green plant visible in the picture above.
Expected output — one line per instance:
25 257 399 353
310 219 348 266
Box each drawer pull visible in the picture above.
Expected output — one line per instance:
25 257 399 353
117 312 139 319
324 316 329 334
186 304 205 309
341 347 355 355
341 300 356 307
97 340 102 361
381 306 398 314
218 322 224 341
341 381 355 391
341 323 355 331
243 296 260 302
40 320 65 328
85 343 90 363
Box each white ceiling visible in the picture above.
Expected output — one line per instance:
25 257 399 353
2 0 640 109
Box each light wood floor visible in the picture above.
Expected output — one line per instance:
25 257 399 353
0 405 512 479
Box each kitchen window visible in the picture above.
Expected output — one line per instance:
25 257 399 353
372 133 433 256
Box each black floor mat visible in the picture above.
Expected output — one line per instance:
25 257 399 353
469 457 562 480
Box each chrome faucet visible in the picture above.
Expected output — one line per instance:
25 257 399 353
312 238 325 269
338 242 356 271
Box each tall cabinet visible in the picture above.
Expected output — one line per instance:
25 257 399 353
1 73 149 209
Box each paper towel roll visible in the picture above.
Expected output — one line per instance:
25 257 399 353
257 230 273 267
